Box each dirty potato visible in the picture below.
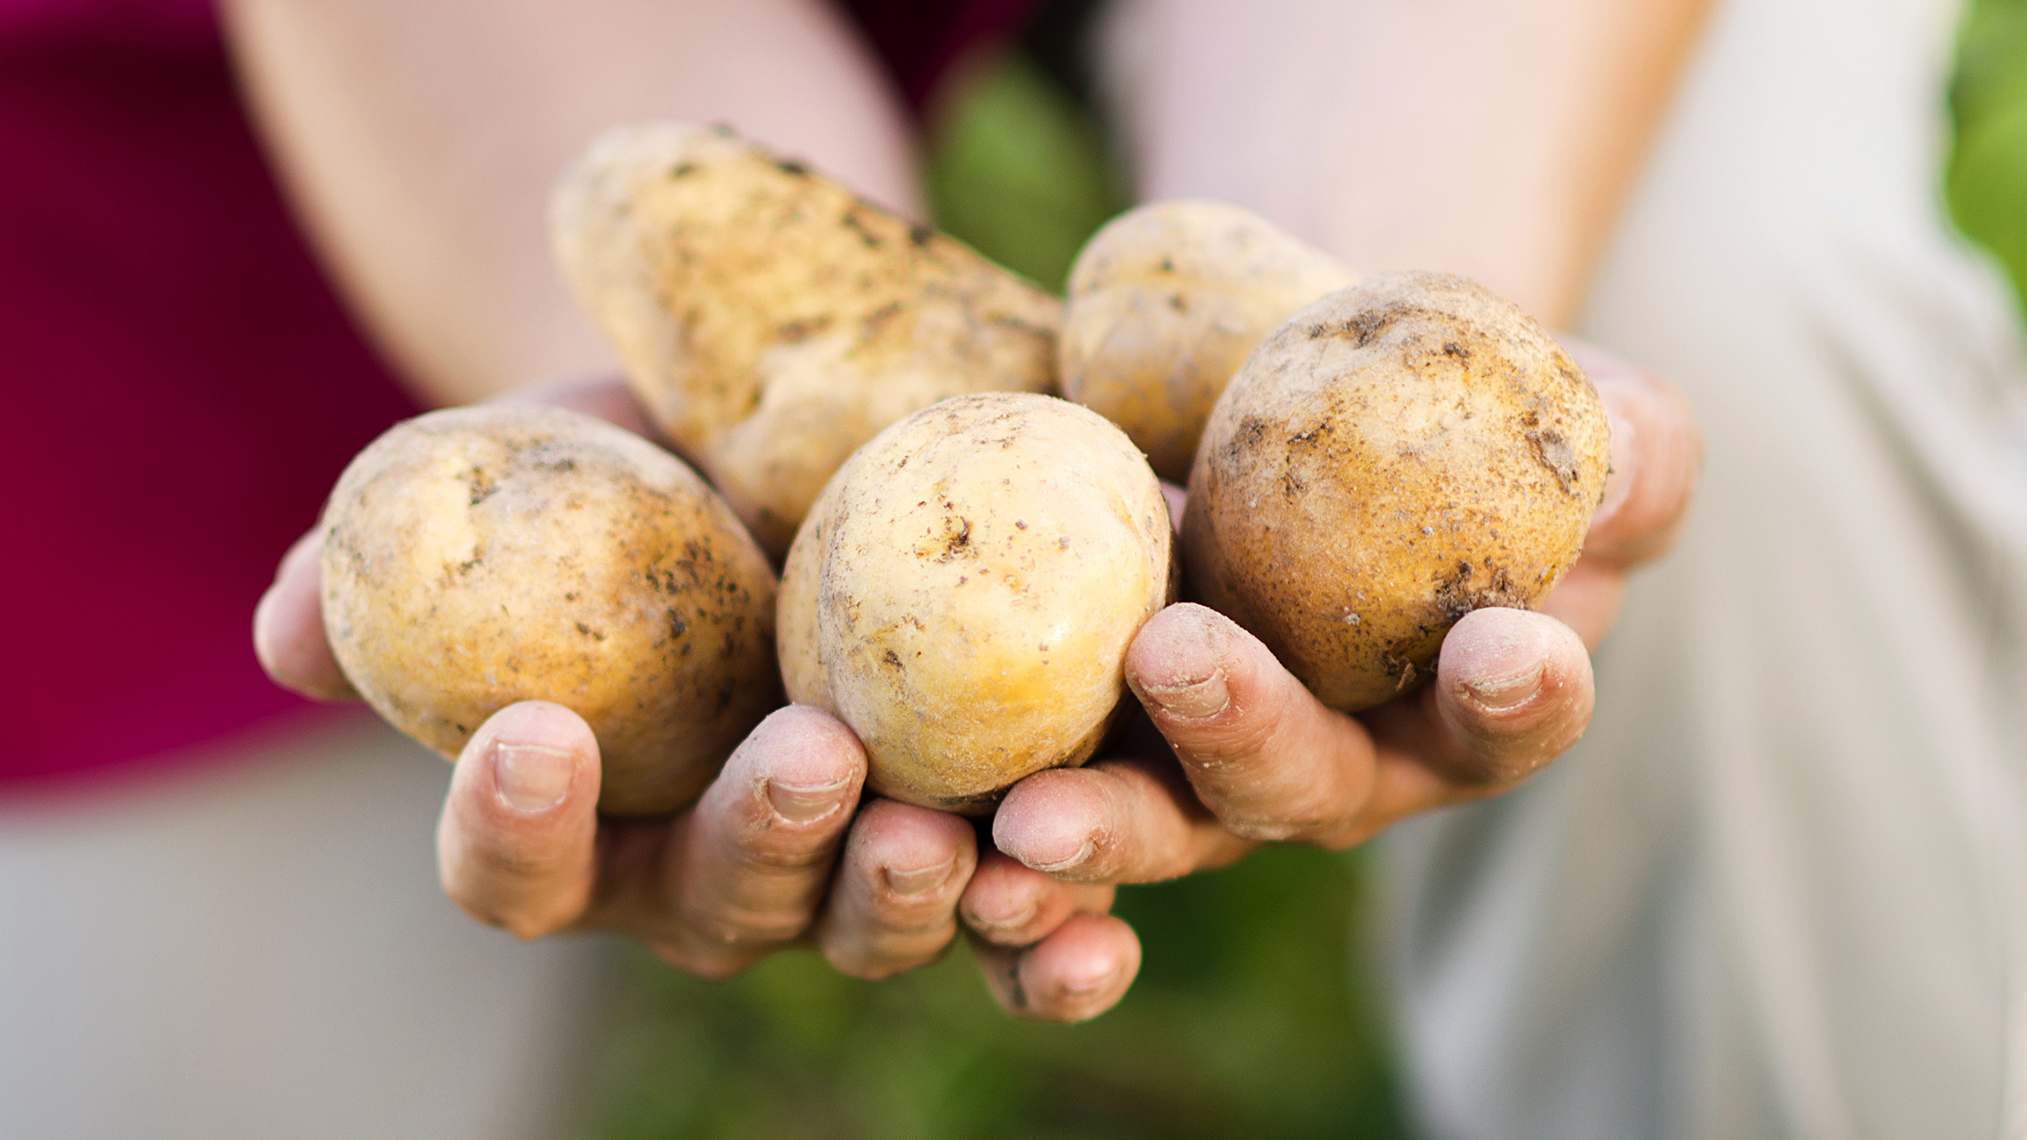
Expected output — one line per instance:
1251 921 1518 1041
552 122 1062 558
1060 200 1356 481
780 393 1174 814
321 405 781 815
1184 271 1609 712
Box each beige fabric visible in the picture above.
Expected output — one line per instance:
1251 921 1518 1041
1381 0 2027 1137
0 714 606 1140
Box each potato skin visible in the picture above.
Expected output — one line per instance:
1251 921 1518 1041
552 122 1062 558
1184 272 1609 712
1060 200 1356 482
780 393 1174 814
321 405 782 815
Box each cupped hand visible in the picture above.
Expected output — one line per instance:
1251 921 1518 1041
252 376 1131 1021
980 341 1701 1007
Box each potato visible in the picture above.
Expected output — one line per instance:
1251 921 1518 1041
1184 271 1609 712
780 393 1174 814
320 405 781 815
1060 200 1357 482
551 122 1063 558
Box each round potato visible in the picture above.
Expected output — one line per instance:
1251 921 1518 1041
1184 271 1609 712
780 393 1175 814
1060 200 1356 482
321 405 781 815
552 122 1062 558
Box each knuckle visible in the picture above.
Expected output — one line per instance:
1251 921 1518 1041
678 899 811 949
864 903 958 939
461 836 568 883
652 941 754 981
498 911 565 941
1215 798 1355 844
730 827 839 875
819 938 911 981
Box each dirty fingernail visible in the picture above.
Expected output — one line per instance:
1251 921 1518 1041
767 777 850 823
1135 607 1232 719
1056 963 1120 998
1026 839 1095 875
493 742 577 813
885 857 956 897
1461 661 1545 711
1144 671 1230 720
966 899 1038 936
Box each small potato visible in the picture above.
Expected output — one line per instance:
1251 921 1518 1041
780 393 1174 814
1060 200 1356 481
321 405 781 815
1185 272 1609 712
552 122 1062 558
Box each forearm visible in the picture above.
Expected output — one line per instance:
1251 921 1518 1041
222 0 918 405
1100 0 1711 328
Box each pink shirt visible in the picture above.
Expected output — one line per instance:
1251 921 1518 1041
0 0 419 789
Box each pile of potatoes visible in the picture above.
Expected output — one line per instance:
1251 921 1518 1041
319 123 1607 816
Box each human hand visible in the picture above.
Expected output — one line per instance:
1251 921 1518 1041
252 377 1132 1018
979 341 1700 1008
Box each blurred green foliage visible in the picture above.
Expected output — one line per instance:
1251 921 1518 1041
1950 0 2027 309
580 6 2027 1138
583 847 1405 1140
923 52 1128 292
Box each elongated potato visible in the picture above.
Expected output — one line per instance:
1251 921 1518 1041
1185 272 1609 712
552 122 1062 557
321 405 781 815
780 393 1174 814
1060 200 1356 481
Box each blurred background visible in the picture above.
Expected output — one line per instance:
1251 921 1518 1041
570 3 2027 1138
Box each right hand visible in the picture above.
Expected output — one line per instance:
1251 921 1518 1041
252 376 1138 1021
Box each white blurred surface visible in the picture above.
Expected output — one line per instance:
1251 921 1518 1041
0 714 606 1140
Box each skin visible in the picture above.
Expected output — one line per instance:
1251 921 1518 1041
258 362 1697 1020
238 0 1708 1022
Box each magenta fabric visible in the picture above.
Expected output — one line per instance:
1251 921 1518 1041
0 0 1033 791
841 0 1042 110
0 0 419 790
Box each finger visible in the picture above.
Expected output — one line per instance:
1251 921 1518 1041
497 373 673 449
1121 602 1383 844
1537 556 1629 649
816 799 977 980
971 913 1141 1023
1365 606 1595 787
991 756 1256 884
1160 480 1187 534
959 850 1118 946
252 531 356 700
1565 342 1701 569
437 700 601 939
624 705 865 976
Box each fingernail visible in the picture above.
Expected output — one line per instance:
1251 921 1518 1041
493 742 577 813
885 857 956 896
1027 839 1095 874
1057 964 1120 998
767 777 849 823
966 900 1038 936
1461 661 1545 711
1143 671 1229 720
1595 407 1636 525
